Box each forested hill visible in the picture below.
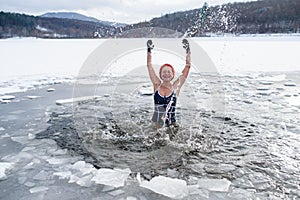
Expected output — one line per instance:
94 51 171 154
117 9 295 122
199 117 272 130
0 12 119 38
1 0 300 39
124 0 300 36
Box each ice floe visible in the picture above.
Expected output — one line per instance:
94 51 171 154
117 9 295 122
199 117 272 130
140 175 188 199
197 178 231 192
2 152 34 165
256 87 269 91
71 161 97 175
74 174 94 187
0 95 16 103
0 99 11 104
18 176 27 184
0 95 16 100
53 161 97 187
137 85 153 96
125 196 138 200
46 158 73 165
259 81 273 85
11 136 30 144
285 95 300 106
0 75 73 96
26 95 41 99
284 82 296 87
257 74 286 82
55 96 101 105
257 91 272 96
0 162 13 180
33 170 49 181
138 88 153 95
29 186 49 193
243 99 253 104
108 188 125 196
24 181 36 187
92 168 131 188
47 88 55 92
53 171 72 179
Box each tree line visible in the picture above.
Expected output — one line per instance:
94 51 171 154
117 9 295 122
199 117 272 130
1 0 299 38
0 11 119 38
125 0 300 36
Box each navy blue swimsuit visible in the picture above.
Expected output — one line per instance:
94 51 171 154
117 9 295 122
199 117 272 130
152 89 177 126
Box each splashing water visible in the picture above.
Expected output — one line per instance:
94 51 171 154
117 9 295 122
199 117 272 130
185 2 239 37
35 71 300 198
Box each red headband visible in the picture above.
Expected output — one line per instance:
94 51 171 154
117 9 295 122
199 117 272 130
159 63 175 79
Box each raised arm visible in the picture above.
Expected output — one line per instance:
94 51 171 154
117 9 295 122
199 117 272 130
146 40 161 90
174 39 191 96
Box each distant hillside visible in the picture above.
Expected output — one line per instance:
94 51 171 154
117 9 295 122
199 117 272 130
0 11 120 38
1 0 299 39
40 12 127 28
122 0 300 36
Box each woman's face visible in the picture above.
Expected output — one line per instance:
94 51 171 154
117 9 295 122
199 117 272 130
160 66 174 81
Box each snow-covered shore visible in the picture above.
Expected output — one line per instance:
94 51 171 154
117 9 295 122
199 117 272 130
0 36 299 95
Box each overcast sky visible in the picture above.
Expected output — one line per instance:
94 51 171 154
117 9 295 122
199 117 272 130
0 0 257 24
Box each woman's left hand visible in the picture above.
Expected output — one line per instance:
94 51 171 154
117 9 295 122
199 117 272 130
182 39 190 54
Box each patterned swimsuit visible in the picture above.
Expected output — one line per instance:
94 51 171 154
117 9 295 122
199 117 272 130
151 87 177 126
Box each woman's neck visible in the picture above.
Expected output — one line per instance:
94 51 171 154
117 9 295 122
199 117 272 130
162 80 172 85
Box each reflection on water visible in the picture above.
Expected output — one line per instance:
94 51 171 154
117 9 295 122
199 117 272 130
37 72 300 198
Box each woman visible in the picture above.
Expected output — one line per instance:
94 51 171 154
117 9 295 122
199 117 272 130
147 39 191 128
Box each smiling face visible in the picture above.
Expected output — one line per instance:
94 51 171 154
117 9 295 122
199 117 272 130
160 66 174 81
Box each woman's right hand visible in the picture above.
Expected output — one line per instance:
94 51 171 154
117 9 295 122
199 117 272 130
147 40 154 52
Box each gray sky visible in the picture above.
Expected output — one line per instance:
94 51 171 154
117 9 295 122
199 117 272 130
0 0 257 24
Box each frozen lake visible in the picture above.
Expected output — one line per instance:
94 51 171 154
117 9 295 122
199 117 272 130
0 36 300 199
0 35 299 80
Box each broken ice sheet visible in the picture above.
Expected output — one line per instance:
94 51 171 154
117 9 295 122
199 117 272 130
140 175 188 199
0 162 13 180
46 157 73 165
76 174 94 187
91 168 131 188
197 178 231 192
53 171 72 179
71 161 96 175
29 186 49 193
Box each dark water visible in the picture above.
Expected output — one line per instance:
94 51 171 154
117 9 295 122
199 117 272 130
36 72 300 199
